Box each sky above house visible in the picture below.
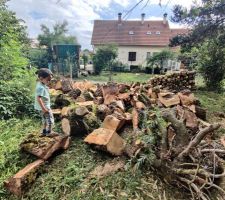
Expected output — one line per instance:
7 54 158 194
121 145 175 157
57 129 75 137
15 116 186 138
7 0 197 50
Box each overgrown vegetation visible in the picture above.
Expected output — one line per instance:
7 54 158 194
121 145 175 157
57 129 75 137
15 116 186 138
170 0 225 91
0 0 37 119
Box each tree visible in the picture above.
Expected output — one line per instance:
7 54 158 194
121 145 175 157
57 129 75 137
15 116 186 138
0 0 29 81
27 48 49 69
37 21 78 63
82 54 88 70
170 0 225 90
147 50 175 73
93 44 118 77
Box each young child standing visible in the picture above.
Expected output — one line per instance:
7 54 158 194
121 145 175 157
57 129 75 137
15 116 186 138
34 68 54 136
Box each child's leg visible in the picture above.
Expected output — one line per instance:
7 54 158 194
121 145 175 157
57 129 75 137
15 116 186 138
45 110 54 134
40 111 47 135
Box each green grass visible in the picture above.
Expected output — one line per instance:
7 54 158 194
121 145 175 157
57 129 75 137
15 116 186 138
76 71 153 83
0 118 40 197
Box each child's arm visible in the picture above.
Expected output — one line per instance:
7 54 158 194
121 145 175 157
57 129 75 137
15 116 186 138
37 96 49 113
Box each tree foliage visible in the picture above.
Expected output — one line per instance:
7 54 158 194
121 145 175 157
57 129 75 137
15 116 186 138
0 0 36 119
27 48 49 69
37 21 78 63
0 0 29 81
93 45 118 75
147 50 175 69
170 0 225 90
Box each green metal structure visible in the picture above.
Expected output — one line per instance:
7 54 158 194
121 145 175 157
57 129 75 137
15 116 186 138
53 44 81 78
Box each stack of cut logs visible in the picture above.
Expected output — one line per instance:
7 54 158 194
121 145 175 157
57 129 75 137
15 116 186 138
5 71 225 199
149 70 196 91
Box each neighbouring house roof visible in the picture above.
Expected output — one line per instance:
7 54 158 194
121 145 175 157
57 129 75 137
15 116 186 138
91 20 189 47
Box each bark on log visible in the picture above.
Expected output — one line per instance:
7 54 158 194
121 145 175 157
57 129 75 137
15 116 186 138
20 134 71 160
4 159 44 197
161 109 189 148
62 118 71 135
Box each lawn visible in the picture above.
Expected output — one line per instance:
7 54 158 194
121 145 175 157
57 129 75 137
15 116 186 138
76 71 153 83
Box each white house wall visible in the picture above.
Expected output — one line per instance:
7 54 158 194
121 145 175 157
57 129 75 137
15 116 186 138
94 45 167 67
117 45 166 67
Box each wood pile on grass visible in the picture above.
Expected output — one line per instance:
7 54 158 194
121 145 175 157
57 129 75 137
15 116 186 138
5 71 225 199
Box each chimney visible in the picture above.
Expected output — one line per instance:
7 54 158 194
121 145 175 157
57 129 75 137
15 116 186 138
141 13 145 24
163 13 168 25
118 13 122 24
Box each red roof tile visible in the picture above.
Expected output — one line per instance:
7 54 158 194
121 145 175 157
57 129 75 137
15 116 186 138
91 20 189 46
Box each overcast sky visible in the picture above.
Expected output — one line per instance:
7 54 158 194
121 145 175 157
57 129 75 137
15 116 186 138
7 0 196 49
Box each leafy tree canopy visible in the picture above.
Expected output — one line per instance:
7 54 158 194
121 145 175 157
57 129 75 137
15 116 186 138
170 0 225 49
0 0 29 81
93 44 118 75
147 50 175 68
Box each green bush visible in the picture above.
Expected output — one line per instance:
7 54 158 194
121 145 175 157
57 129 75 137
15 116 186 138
0 80 36 119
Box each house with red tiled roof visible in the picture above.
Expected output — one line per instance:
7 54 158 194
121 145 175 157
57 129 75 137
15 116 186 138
91 13 189 71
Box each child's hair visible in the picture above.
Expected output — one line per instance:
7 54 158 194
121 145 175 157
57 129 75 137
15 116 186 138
36 68 53 79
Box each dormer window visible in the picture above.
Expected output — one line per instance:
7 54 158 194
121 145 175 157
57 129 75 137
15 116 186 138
129 31 134 35
146 31 151 35
156 31 161 35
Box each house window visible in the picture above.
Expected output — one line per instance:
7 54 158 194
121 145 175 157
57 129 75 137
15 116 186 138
128 52 136 61
146 52 151 59
129 31 134 35
156 31 161 35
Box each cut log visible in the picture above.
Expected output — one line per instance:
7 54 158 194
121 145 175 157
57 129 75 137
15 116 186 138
75 106 89 117
176 105 199 131
102 115 125 132
132 108 139 131
55 80 62 90
84 128 125 156
68 88 81 99
83 112 100 133
104 94 117 105
62 118 71 135
4 159 44 197
61 106 72 117
158 92 180 107
54 94 72 108
110 100 125 111
118 93 131 101
20 133 71 160
195 106 207 120
178 91 196 106
97 104 111 121
52 109 62 116
94 97 104 105
83 91 94 101
61 79 73 93
76 101 94 107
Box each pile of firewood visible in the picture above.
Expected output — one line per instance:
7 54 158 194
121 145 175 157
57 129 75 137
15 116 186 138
149 71 196 91
5 71 225 199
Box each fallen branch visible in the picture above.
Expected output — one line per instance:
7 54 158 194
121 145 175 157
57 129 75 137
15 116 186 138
178 124 220 160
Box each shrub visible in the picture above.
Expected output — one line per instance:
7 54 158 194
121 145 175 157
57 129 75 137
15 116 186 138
198 39 225 91
0 80 36 119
